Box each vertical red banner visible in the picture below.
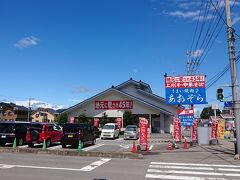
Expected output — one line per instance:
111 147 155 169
173 117 181 142
211 120 218 140
70 117 74 124
192 119 198 142
116 117 122 129
139 117 148 148
94 118 99 128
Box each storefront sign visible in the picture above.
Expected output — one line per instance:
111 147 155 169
173 117 181 142
211 120 218 140
93 118 99 128
139 117 148 147
95 100 133 110
165 75 206 105
218 119 225 139
116 117 122 129
192 119 198 142
178 105 194 126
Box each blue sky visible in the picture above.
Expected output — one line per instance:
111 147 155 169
0 0 239 111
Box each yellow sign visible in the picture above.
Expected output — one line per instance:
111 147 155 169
217 119 225 139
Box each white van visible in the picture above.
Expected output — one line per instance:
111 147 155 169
100 123 119 139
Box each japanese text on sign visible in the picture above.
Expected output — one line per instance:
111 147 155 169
95 100 133 110
139 117 148 146
174 117 181 142
165 75 206 105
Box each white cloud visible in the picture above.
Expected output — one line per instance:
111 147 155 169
167 10 200 19
68 99 83 103
13 100 67 110
15 36 40 48
190 49 204 58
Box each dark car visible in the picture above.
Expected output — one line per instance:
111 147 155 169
61 123 96 148
0 121 30 146
26 122 63 147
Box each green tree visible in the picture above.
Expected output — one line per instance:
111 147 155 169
123 110 133 126
100 113 109 127
56 112 68 125
78 113 88 123
200 107 221 119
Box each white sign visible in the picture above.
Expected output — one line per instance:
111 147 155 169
211 104 218 110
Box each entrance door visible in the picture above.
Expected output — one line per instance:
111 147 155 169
151 117 160 133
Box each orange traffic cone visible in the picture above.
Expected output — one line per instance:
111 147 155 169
184 138 188 149
131 141 137 153
167 140 172 150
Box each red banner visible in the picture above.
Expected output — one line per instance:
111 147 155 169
93 118 99 128
139 117 148 147
70 117 74 124
211 120 218 140
173 117 181 142
95 100 133 110
116 117 122 129
192 119 198 142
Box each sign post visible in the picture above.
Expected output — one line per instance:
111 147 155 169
139 117 149 151
173 117 181 142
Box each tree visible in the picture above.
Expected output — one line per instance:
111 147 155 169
100 113 109 127
78 113 88 123
200 107 221 119
56 112 68 125
123 110 133 126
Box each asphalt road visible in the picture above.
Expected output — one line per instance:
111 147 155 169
1 143 240 180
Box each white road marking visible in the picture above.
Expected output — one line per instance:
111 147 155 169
145 174 226 180
80 158 111 171
48 145 62 150
0 159 111 172
147 169 240 177
151 162 240 168
146 162 240 180
18 145 28 149
119 145 129 149
82 144 104 151
149 165 214 171
116 138 123 141
218 168 240 172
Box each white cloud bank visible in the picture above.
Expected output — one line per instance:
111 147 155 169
15 36 40 48
13 100 67 110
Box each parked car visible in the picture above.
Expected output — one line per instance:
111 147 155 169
26 122 63 147
124 125 139 140
61 123 96 148
0 121 30 146
100 123 119 139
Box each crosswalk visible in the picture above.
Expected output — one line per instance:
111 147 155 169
145 162 240 180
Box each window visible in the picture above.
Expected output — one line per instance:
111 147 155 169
48 126 54 131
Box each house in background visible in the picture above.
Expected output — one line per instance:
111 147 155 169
0 102 29 121
31 108 58 123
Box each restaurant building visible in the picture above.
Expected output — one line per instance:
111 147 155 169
64 78 178 134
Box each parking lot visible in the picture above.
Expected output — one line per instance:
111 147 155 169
1 137 144 152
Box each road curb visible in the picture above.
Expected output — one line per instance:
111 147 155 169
0 147 144 159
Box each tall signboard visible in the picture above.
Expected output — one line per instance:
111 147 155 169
165 75 206 105
173 117 181 142
139 117 149 150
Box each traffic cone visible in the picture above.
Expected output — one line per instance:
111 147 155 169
42 139 47 149
184 138 188 149
131 141 137 153
77 140 83 152
167 140 172 150
12 138 17 149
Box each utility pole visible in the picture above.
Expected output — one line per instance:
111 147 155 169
225 0 240 154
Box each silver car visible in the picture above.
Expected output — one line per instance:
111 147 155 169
124 125 139 140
